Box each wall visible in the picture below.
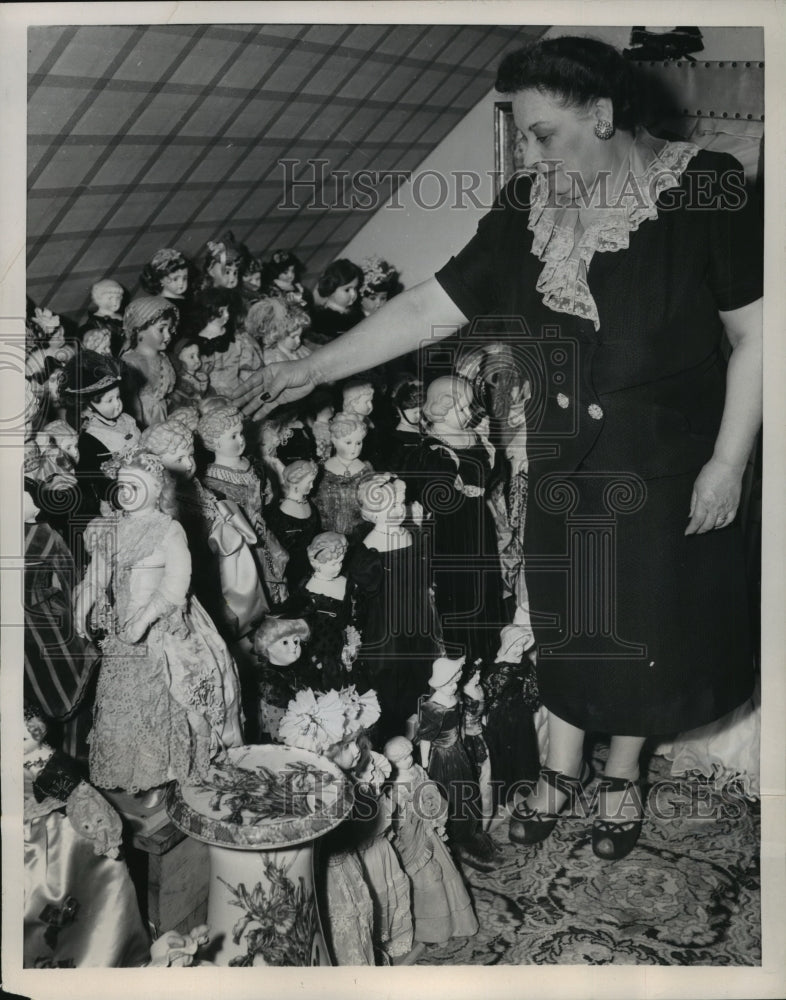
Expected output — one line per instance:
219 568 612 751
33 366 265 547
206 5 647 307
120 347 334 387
340 25 765 287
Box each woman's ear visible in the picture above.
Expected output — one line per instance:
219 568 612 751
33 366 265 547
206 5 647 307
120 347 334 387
592 96 614 126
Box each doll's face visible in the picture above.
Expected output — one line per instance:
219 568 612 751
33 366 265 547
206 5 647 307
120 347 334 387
161 268 188 298
94 285 123 314
215 421 245 459
332 429 364 462
286 470 316 500
57 433 80 463
390 747 413 771
83 329 112 356
208 259 239 289
265 633 302 666
90 386 123 421
311 553 344 580
280 327 303 354
202 307 229 340
139 317 173 352
344 387 373 417
23 489 40 524
361 290 387 315
116 466 161 513
327 279 358 313
243 271 262 293
274 266 296 291
177 343 202 374
331 740 360 771
161 446 196 479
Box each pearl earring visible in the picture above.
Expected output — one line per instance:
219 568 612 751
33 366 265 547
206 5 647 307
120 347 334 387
594 119 615 140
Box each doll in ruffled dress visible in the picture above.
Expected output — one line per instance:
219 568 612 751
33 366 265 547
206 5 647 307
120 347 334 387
417 656 498 871
198 402 289 607
120 296 178 428
383 735 478 945
313 412 373 537
264 459 321 588
75 452 244 793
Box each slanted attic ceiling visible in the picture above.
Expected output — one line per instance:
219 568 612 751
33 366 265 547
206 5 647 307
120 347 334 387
27 21 547 318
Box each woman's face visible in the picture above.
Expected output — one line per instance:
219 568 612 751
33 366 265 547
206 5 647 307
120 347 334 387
91 386 123 421
332 429 364 462
202 306 229 340
511 88 612 198
328 279 358 313
161 268 188 298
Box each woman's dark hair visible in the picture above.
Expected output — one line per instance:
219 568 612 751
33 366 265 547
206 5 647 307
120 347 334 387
495 36 644 132
316 259 364 298
183 287 236 340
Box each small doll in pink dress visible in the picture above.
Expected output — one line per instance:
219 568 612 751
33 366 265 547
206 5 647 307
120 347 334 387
120 296 179 428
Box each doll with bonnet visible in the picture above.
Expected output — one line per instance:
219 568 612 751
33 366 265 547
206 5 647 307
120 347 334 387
121 296 178 428
75 451 244 793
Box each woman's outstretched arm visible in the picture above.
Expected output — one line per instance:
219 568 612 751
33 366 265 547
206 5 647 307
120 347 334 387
235 277 469 418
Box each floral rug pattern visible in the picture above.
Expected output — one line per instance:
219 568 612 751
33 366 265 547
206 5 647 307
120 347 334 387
420 751 760 966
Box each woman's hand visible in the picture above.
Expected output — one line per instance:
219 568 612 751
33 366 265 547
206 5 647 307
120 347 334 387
231 359 316 420
685 457 745 535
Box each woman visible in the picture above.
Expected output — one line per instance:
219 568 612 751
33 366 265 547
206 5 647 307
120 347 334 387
238 36 763 860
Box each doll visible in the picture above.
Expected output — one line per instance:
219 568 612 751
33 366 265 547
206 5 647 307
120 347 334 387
184 287 264 400
140 247 190 301
246 296 312 366
482 624 541 811
198 402 289 607
253 616 316 743
274 403 319 466
383 735 478 945
120 296 178 428
306 258 363 348
63 350 141 523
29 420 80 537
259 416 289 499
358 255 402 318
405 375 506 667
417 656 497 870
347 473 443 744
294 531 359 690
168 336 212 410
461 666 494 831
79 279 125 355
352 748 418 964
197 233 243 296
25 307 77 422
313 412 373 537
74 451 244 793
341 379 382 466
385 377 425 487
22 705 151 968
259 249 308 308
139 415 198 514
24 480 100 762
264 459 321 588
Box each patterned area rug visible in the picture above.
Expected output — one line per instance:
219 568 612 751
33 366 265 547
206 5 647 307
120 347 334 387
418 749 760 966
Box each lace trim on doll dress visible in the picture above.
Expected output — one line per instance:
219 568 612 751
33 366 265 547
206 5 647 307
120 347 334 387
528 129 700 329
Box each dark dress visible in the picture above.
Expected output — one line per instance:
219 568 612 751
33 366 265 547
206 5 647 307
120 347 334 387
295 583 355 690
405 437 506 667
434 148 762 736
482 658 541 806
348 537 444 744
264 501 321 589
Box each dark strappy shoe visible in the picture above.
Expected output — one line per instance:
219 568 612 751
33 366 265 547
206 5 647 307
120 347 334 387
509 763 593 847
591 775 644 861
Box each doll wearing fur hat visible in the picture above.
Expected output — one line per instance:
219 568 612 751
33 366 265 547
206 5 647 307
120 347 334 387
74 452 244 793
63 350 141 523
120 296 178 428
198 402 289 608
383 734 478 945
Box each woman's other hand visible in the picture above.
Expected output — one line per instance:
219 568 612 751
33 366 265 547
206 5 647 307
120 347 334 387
685 456 744 535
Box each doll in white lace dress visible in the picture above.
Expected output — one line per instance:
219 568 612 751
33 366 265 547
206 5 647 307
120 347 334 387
75 452 244 793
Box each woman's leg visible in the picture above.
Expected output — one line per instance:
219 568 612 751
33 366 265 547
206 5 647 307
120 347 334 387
524 711 586 815
599 735 646 822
